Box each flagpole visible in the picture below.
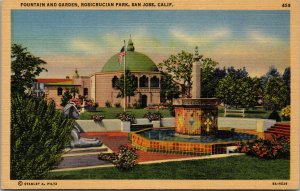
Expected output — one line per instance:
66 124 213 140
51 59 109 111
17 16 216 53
123 40 126 112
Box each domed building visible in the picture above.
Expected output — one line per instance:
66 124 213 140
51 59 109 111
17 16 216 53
90 38 161 107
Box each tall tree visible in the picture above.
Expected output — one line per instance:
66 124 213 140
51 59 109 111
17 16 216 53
11 44 47 96
160 73 180 103
116 70 138 106
226 66 248 78
200 59 225 97
282 67 290 105
263 76 289 110
261 65 281 85
158 51 193 97
216 73 260 108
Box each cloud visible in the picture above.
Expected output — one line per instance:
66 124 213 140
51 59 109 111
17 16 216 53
248 30 284 45
40 54 105 78
70 38 97 52
170 27 231 46
57 28 288 79
205 36 289 77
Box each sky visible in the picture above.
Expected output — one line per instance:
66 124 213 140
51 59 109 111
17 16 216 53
12 10 290 78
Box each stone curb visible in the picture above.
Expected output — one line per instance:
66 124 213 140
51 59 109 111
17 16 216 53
51 153 245 172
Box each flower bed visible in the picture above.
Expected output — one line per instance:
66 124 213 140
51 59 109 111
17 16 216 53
116 112 136 123
91 115 104 122
143 111 163 122
236 135 290 159
98 145 138 171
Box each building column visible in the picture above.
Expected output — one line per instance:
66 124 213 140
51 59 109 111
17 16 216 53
137 75 140 91
159 76 161 88
148 75 151 92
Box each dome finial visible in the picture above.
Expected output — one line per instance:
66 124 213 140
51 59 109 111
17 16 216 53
127 35 135 51
73 68 80 78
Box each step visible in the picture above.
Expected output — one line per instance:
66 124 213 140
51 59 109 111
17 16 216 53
272 125 290 129
266 128 290 133
63 144 113 157
264 133 289 140
56 153 112 170
266 132 290 137
65 147 108 154
273 122 290 126
265 130 290 135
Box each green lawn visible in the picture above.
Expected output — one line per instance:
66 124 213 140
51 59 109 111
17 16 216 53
49 155 289 179
79 108 172 120
79 107 274 120
218 108 273 119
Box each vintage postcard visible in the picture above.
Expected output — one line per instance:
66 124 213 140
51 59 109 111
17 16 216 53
1 0 299 189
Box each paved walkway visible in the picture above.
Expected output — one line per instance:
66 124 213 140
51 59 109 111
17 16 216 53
81 132 193 163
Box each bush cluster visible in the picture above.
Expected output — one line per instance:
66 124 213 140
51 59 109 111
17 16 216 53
143 111 163 121
105 100 112 108
11 95 74 179
98 145 138 171
268 110 282 122
116 112 135 123
85 99 99 108
114 102 121 108
236 136 290 160
91 115 105 122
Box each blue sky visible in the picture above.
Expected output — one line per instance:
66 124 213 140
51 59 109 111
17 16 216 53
12 10 290 78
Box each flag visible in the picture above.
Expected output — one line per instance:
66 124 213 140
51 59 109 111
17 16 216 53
118 46 126 64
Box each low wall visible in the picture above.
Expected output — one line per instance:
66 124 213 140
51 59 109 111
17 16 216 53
75 119 121 132
161 117 175 127
76 117 276 133
218 117 276 132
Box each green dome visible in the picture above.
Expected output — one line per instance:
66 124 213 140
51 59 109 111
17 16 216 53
101 39 158 72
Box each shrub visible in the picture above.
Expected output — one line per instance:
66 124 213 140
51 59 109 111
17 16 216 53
143 111 163 121
236 136 290 160
268 110 281 122
105 101 112 108
85 99 98 108
281 105 290 121
92 115 105 122
98 145 138 171
114 102 121 108
132 102 142 109
116 112 135 123
11 95 74 179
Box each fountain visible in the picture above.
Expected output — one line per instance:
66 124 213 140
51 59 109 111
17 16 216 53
129 47 257 155
173 47 220 136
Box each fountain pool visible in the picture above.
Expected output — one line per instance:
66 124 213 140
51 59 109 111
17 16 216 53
129 128 257 155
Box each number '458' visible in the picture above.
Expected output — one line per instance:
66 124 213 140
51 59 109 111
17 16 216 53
282 3 290 7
